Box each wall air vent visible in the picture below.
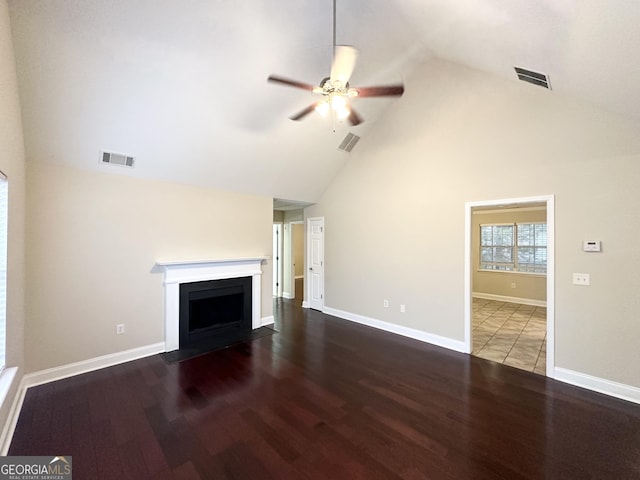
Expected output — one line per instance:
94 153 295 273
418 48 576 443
514 67 551 89
100 151 135 168
338 133 360 153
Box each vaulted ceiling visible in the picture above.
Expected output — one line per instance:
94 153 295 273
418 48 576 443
8 0 640 202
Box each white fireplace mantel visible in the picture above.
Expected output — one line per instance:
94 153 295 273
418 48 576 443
156 257 268 352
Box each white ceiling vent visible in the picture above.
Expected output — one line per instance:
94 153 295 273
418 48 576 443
514 67 551 89
100 151 135 168
338 133 360 153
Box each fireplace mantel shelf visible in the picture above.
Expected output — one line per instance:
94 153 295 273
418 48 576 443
156 257 269 268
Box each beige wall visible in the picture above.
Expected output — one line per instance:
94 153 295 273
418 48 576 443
307 58 640 388
472 208 547 301
293 223 304 277
0 0 26 434
284 209 303 223
26 162 273 372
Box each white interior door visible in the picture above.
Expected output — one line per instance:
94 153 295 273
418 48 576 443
307 217 324 310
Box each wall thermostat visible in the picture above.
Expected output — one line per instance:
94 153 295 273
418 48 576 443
583 240 601 252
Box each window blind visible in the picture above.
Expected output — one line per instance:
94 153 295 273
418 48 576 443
480 222 547 274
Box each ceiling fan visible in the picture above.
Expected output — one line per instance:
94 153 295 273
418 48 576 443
267 0 404 127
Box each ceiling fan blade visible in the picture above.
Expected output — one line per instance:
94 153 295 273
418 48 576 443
354 85 405 97
348 108 363 126
330 46 358 86
268 75 316 91
290 103 317 121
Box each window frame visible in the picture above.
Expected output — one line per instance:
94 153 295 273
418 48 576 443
479 221 547 275
479 222 516 272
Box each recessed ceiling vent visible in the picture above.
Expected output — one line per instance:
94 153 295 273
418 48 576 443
338 133 360 153
514 67 551 89
101 151 135 168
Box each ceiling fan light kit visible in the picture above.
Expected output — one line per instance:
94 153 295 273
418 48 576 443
313 92 349 120
267 1 404 128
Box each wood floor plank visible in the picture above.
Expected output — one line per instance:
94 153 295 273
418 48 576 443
91 419 126 480
169 461 202 480
245 436 310 479
8 299 640 479
240 408 302 462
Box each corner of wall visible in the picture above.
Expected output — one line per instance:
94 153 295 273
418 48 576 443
0 0 28 452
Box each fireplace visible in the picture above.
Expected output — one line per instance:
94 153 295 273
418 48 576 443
156 257 268 353
179 276 252 349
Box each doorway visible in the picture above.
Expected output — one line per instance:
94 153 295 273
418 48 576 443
464 195 555 377
290 221 304 301
272 224 282 297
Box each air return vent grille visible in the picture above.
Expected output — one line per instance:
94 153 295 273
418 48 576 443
514 67 551 89
338 133 360 153
101 151 135 168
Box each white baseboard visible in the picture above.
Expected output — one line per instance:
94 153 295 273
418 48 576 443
323 306 466 353
22 342 165 390
294 275 304 280
554 367 640 405
302 301 310 309
2 342 164 455
282 292 294 299
261 315 275 327
323 306 639 405
472 292 546 307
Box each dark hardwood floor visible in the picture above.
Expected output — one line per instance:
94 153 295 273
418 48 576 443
9 300 640 479
293 277 304 306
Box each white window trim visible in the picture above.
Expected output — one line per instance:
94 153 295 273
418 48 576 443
0 367 17 409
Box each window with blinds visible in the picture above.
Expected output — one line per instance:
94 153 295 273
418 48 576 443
480 222 547 274
480 224 514 270
0 176 7 370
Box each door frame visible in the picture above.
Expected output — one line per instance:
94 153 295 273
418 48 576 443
464 195 555 378
304 217 324 310
272 223 283 297
289 220 304 299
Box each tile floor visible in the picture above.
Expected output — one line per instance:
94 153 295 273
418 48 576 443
472 298 546 375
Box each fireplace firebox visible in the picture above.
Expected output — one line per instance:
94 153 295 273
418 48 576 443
179 276 252 350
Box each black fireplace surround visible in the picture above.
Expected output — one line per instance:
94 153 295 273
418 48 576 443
179 276 252 350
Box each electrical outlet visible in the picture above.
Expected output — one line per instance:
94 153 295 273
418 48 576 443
572 273 590 286
511 283 516 289
116 324 125 335
383 300 389 308
400 304 406 313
